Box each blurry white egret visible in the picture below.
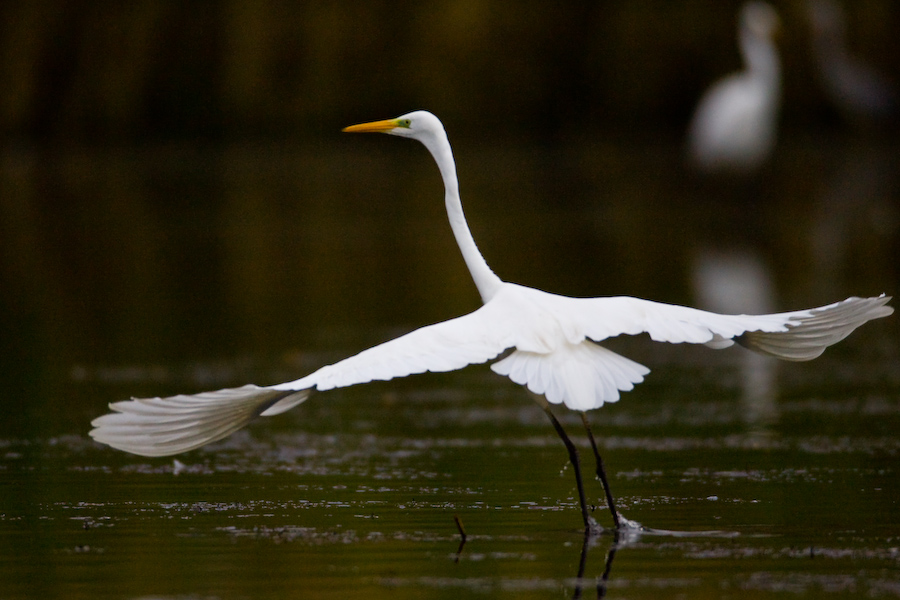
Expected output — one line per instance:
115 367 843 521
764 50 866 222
688 2 781 172
91 110 893 533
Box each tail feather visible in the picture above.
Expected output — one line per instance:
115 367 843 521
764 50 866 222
89 384 312 457
739 295 893 361
491 341 649 411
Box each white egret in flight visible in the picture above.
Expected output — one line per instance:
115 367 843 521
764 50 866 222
91 111 893 533
688 1 781 172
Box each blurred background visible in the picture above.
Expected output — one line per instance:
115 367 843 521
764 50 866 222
1 0 898 437
2 1 898 142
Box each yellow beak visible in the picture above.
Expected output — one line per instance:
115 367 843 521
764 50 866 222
342 118 400 133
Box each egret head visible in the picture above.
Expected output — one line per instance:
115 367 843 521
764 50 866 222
741 1 780 41
343 111 455 184
342 111 444 142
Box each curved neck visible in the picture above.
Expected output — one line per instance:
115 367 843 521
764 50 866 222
740 29 780 89
421 133 503 303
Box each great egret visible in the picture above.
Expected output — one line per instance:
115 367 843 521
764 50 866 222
91 110 893 534
687 2 781 172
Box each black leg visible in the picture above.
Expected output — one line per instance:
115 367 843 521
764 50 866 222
581 413 621 531
573 531 590 600
573 527 621 599
596 529 620 598
542 405 596 533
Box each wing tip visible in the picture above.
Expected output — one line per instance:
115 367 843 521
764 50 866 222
89 385 310 457
741 294 893 361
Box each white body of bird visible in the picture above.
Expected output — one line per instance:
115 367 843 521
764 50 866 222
688 1 782 172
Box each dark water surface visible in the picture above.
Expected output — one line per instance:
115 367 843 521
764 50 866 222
1 136 899 598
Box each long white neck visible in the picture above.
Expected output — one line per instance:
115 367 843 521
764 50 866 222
740 27 780 93
420 131 503 304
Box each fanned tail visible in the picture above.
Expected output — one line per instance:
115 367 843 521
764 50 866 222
491 340 650 411
739 295 893 361
89 384 311 457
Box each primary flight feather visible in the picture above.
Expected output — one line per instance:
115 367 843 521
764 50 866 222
91 110 892 532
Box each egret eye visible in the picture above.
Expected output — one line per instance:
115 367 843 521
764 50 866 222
396 119 412 128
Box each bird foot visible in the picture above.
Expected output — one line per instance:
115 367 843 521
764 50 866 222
586 512 644 540
615 514 643 531
585 515 605 537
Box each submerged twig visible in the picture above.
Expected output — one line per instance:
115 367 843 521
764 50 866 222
454 514 467 541
453 514 467 560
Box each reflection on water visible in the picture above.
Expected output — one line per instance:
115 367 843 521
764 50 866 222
692 247 780 426
0 135 898 598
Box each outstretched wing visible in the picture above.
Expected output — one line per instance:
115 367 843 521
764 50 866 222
89 385 312 457
488 291 892 412
271 300 517 393
737 295 894 360
90 301 517 457
569 294 893 359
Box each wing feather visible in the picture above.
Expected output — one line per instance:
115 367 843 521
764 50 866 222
739 295 894 360
90 302 516 457
89 385 311 457
273 302 516 393
572 294 892 360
